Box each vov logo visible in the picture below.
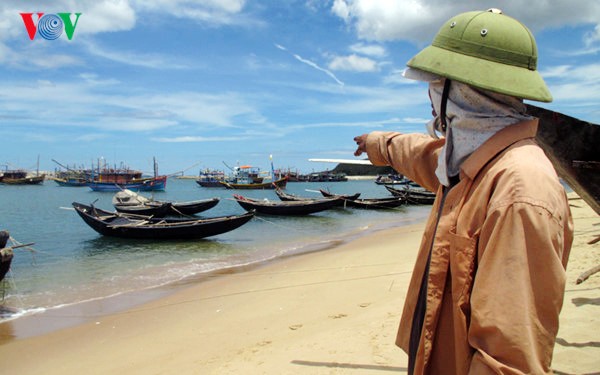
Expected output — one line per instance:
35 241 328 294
20 13 82 41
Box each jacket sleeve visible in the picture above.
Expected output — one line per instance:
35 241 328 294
467 200 570 374
364 131 444 192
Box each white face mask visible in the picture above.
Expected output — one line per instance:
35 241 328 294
428 80 531 186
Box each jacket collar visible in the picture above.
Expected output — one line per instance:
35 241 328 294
460 119 539 181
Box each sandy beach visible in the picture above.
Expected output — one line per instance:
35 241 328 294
0 193 598 374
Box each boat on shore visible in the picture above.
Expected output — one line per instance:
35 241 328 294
233 194 343 215
72 202 254 240
528 104 600 215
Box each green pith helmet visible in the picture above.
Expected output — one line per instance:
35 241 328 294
407 9 552 102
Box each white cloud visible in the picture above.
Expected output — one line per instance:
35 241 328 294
584 24 600 47
84 40 191 69
328 54 378 72
331 0 600 43
131 0 254 26
349 43 386 57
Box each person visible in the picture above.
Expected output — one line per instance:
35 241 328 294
353 9 573 375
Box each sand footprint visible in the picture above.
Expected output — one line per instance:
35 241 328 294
329 313 347 319
289 324 303 330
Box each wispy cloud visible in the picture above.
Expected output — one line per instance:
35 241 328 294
152 135 250 143
328 54 378 72
85 40 191 69
275 43 344 86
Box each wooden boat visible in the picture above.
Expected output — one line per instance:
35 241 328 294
52 177 88 187
88 175 167 192
1 170 45 185
374 174 406 185
233 194 343 216
318 189 361 201
0 231 33 282
220 176 288 190
274 188 316 202
385 185 436 205
274 187 349 208
528 104 600 215
342 196 407 209
87 158 168 192
72 202 254 240
113 190 220 216
196 169 226 188
0 231 12 282
319 188 405 209
114 201 173 216
51 160 92 186
169 198 220 215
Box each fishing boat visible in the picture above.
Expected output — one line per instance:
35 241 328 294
196 169 227 188
221 176 288 190
0 170 45 185
0 231 12 282
343 196 407 209
50 159 91 186
274 187 348 207
113 189 220 216
374 174 406 185
88 176 167 192
232 194 343 216
219 164 288 189
318 189 361 201
72 202 254 240
274 187 317 201
113 201 173 217
52 177 88 187
528 104 600 215
87 158 167 192
0 231 34 282
319 189 405 209
385 185 436 205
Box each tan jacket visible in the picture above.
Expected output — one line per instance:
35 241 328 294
365 119 573 374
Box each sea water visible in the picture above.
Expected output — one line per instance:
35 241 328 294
0 178 431 327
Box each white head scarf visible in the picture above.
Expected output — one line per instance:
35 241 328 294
429 80 531 185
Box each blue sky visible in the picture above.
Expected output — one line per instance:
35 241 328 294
1 0 599 176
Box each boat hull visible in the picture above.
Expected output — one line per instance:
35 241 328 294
72 202 254 240
528 104 600 215
233 194 342 215
221 177 288 190
88 176 167 192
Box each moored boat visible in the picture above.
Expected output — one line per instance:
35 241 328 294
385 185 436 205
72 202 254 240
1 170 45 185
113 189 220 216
319 189 405 209
221 176 288 190
196 169 227 188
89 175 167 192
318 189 361 201
233 194 343 215
374 173 406 185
